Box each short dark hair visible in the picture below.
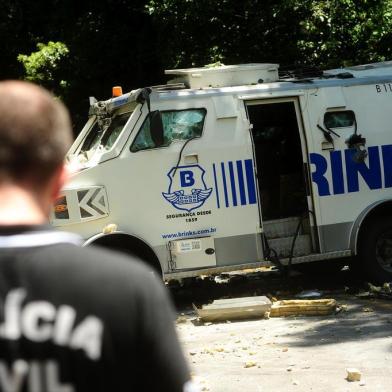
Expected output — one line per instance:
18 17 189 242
0 81 72 184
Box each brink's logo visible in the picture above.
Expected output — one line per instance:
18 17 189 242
162 165 212 212
310 145 392 196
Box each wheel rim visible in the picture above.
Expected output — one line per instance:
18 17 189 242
375 230 392 273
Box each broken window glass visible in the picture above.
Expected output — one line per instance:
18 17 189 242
131 109 206 152
324 110 355 129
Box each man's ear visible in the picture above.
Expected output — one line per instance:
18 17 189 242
51 164 69 201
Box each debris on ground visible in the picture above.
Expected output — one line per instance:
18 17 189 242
194 297 339 321
356 282 392 299
369 282 391 293
244 361 257 368
270 299 337 317
296 290 323 299
194 296 272 322
356 291 371 298
176 314 187 324
173 266 392 391
335 304 348 314
191 376 209 391
214 275 231 284
202 348 215 355
346 368 362 382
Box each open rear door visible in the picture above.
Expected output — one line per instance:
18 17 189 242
245 98 317 259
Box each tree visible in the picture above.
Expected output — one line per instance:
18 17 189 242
297 0 392 67
2 0 392 132
1 0 163 130
147 0 392 69
18 41 70 96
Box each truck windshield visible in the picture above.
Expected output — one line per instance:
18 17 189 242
75 112 131 165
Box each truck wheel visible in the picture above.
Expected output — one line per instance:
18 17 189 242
358 217 392 284
113 246 162 276
90 234 163 277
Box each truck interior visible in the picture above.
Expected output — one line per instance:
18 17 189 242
246 100 313 259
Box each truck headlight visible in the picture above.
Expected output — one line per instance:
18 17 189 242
51 186 109 226
54 195 69 219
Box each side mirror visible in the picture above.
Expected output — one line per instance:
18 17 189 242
149 110 164 147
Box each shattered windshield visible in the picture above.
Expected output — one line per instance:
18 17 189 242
76 112 131 165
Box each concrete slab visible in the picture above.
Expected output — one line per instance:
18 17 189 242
195 296 272 322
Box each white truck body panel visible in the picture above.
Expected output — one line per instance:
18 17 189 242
51 61 392 278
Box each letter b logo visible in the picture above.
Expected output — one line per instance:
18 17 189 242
180 171 195 187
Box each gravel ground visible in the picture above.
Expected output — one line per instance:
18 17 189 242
170 268 392 391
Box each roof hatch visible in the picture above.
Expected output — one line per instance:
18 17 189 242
165 63 279 89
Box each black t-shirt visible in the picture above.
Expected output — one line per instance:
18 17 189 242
0 225 190 392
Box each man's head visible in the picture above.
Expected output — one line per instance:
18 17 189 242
0 81 73 221
0 81 72 186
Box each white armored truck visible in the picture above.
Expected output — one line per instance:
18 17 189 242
51 61 392 283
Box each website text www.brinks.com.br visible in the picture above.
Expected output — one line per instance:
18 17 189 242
162 227 217 239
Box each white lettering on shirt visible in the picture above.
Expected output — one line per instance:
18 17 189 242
0 289 25 340
70 317 103 361
0 288 103 361
0 360 74 392
22 301 56 342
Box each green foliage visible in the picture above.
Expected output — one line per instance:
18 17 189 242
17 41 69 94
147 0 392 69
147 0 308 67
296 0 392 67
1 0 392 131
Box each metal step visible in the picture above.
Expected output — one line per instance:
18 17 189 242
263 216 306 239
268 234 312 258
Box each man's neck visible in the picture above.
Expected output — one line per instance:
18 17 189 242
0 184 47 225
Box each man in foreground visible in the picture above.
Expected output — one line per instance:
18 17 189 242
0 81 193 391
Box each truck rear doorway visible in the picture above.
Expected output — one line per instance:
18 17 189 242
246 99 313 259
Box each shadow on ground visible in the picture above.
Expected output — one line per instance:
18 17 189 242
281 298 392 348
168 267 365 310
169 267 392 348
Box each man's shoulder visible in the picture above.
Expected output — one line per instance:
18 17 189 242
33 242 159 293
44 243 148 273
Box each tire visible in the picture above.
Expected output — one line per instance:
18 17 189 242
115 246 163 277
92 239 163 277
357 216 392 284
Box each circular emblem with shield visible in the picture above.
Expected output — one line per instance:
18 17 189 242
162 164 213 212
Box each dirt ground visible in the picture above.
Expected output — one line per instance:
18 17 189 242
169 268 392 391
